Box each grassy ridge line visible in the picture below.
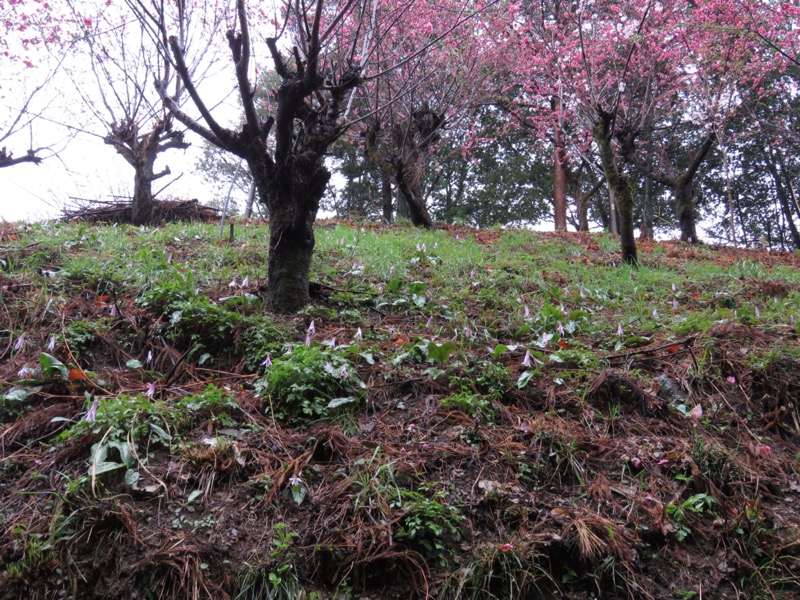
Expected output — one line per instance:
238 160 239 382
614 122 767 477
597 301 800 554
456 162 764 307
0 219 799 599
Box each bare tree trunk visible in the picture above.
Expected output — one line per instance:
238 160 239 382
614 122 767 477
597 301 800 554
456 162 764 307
553 124 568 231
575 183 589 232
719 143 737 245
395 165 433 229
244 179 256 218
105 116 187 226
640 172 652 240
131 161 157 225
381 171 393 223
594 110 637 264
674 176 700 243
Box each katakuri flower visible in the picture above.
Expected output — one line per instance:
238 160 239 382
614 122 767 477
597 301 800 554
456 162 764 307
85 397 99 422
521 350 533 368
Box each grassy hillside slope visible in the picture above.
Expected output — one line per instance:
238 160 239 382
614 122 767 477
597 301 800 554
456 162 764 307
1 219 799 599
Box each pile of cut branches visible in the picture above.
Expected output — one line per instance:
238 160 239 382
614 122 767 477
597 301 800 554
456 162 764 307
62 199 220 224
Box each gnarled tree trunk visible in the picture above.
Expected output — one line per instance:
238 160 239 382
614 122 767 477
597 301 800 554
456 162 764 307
674 176 700 243
593 110 637 264
105 116 187 226
364 106 443 230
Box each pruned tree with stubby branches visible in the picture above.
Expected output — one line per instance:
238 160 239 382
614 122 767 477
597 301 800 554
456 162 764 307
60 0 226 225
128 0 493 312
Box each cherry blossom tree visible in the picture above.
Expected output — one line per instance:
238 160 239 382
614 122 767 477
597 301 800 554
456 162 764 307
354 0 498 228
512 0 687 262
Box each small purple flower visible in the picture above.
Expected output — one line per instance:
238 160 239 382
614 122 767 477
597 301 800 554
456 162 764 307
47 336 56 352
13 333 25 352
560 304 567 317
85 397 99 422
308 321 316 334
464 326 472 339
557 322 565 336
425 316 433 328
617 323 624 337
109 304 117 316
671 283 676 293
755 306 761 318
522 350 533 368
229 277 238 288
340 365 348 378
523 305 530 319
652 308 659 319
672 298 679 310
241 275 250 288
17 364 34 379
305 332 312 347
144 382 157 398
262 354 272 368
470 268 475 278
146 350 153 365
353 328 363 341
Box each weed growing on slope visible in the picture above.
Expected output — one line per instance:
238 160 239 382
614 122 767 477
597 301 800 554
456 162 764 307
259 345 365 424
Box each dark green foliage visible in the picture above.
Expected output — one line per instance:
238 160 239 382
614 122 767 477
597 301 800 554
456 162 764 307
260 346 365 423
65 320 105 356
139 282 241 353
238 315 292 373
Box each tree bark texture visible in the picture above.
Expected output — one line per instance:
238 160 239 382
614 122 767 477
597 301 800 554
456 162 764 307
553 126 568 232
593 110 637 264
364 107 443 230
674 176 700 243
